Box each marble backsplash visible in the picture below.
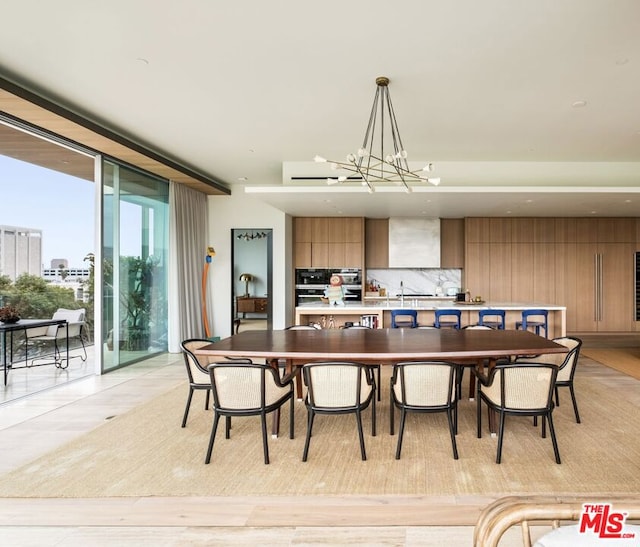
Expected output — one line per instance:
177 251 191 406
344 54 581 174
367 269 462 297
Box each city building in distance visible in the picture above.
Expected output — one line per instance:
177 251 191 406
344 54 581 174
0 224 42 281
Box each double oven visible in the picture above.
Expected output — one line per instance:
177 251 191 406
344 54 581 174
295 268 362 305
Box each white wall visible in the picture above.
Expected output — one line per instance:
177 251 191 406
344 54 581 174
207 190 292 338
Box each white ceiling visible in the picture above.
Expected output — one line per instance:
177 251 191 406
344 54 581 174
2 0 640 217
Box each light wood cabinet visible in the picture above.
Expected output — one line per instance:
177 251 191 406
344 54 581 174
293 217 364 268
365 218 389 268
440 218 465 268
465 216 638 333
294 217 312 243
463 243 491 298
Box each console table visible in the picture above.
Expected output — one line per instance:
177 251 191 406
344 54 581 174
236 296 268 317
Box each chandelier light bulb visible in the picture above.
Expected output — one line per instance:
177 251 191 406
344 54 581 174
357 148 368 157
346 153 356 162
314 155 327 163
385 155 395 164
427 177 441 186
330 162 339 170
423 163 433 172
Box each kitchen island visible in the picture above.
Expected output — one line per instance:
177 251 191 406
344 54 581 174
295 300 567 337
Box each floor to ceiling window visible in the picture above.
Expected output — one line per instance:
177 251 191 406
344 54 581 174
101 160 169 372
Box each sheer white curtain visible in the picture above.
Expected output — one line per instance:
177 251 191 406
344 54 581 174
168 181 210 352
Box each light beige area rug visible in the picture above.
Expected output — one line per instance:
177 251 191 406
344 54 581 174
0 367 638 499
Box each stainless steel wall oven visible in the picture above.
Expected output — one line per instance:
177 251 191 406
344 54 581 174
295 268 362 305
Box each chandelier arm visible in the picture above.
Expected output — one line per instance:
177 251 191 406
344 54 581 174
386 90 410 171
351 161 374 193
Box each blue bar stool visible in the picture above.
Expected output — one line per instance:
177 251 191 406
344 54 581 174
433 309 461 329
478 309 506 330
390 309 418 328
515 309 548 337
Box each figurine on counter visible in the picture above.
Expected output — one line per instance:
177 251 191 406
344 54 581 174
325 274 346 306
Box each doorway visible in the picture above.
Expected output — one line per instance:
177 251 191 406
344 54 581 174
231 229 272 333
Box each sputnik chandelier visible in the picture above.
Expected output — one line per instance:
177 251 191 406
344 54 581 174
314 76 440 193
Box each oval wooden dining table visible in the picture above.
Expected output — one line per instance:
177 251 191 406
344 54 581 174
193 328 568 435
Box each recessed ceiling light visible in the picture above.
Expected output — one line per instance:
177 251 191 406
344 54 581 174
135 57 149 65
237 176 248 181
572 100 587 108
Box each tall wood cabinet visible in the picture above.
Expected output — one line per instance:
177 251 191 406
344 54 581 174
464 217 638 333
294 217 364 269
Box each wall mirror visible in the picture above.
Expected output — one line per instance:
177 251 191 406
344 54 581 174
231 228 272 333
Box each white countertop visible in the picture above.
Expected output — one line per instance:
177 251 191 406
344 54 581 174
296 301 566 311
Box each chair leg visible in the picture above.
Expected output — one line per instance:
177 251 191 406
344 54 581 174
447 408 459 460
476 393 483 438
453 400 458 435
355 409 367 461
205 412 221 464
569 385 581 423
225 416 231 438
547 411 561 464
541 415 547 438
289 396 295 439
302 411 315 462
181 388 194 427
389 381 395 435
555 385 560 406
260 412 270 464
395 408 407 460
371 395 376 437
205 389 210 410
78 335 88 361
496 411 506 464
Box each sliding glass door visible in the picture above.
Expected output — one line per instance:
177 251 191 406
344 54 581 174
102 160 169 372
